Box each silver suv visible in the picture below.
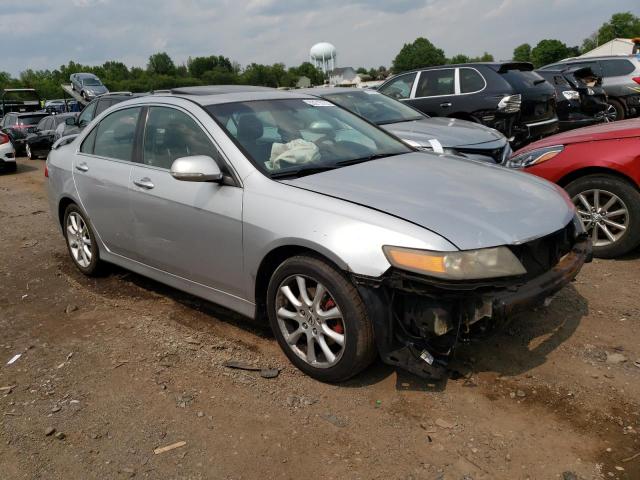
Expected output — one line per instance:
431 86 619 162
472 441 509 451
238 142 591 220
540 55 640 120
46 86 590 382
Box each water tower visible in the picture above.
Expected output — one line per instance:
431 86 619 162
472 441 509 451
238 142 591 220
310 42 337 73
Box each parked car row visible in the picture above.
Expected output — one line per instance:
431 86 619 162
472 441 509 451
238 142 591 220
376 55 640 146
46 85 592 383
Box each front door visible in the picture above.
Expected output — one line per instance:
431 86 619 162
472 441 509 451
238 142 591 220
128 106 244 298
72 106 140 258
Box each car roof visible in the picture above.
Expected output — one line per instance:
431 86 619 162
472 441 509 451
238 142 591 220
150 86 317 106
14 111 47 117
297 87 370 96
75 72 99 78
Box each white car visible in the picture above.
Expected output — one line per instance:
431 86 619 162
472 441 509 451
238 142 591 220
0 131 16 172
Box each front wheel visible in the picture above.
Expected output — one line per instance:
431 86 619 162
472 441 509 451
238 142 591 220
63 204 105 275
567 175 640 258
266 256 376 382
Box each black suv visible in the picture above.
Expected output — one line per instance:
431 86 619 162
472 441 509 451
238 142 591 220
539 56 640 120
378 62 558 146
55 92 142 140
0 111 49 154
536 66 608 131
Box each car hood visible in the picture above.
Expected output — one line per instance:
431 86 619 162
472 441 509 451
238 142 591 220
283 152 574 251
382 117 505 149
515 118 640 154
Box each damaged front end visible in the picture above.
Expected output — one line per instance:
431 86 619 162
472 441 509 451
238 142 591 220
354 223 591 379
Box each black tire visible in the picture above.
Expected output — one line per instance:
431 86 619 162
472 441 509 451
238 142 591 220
26 144 37 160
2 163 17 173
266 255 376 382
63 204 105 276
608 99 625 121
565 175 640 258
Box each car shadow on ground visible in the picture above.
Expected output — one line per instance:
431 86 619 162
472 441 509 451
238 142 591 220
62 256 588 391
344 284 589 392
2 162 39 175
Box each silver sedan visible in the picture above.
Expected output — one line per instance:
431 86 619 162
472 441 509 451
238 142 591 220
46 86 590 382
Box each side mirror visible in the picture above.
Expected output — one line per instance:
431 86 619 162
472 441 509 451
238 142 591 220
65 117 76 126
170 155 223 183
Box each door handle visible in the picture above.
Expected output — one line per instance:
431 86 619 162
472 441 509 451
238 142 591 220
134 178 155 190
75 162 89 172
440 102 452 108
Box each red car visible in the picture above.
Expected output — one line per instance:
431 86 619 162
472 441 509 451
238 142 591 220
507 119 640 258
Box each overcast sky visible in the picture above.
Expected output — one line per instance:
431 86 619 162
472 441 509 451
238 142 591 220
5 0 640 76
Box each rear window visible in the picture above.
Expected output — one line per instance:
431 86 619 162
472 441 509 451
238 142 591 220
600 59 635 77
18 115 47 125
500 69 547 89
460 68 486 93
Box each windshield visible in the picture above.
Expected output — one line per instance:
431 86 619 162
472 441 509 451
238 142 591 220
83 78 102 86
2 90 39 103
322 90 424 125
207 98 411 178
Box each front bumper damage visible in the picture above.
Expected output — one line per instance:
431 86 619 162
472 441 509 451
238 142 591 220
354 234 591 379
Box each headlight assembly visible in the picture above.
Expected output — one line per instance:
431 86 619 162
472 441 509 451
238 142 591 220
505 145 564 169
383 245 526 280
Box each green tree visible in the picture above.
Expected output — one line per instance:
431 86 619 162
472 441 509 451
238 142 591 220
147 52 176 76
392 37 446 73
530 39 570 68
449 54 471 64
582 12 640 53
513 43 531 62
472 52 494 62
288 62 324 85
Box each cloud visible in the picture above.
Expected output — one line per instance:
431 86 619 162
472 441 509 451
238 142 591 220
3 0 639 77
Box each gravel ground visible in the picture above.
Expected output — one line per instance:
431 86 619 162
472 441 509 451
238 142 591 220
1 158 639 480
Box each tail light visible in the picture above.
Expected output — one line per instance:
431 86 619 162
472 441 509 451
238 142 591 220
497 94 521 113
633 77 640 85
0 133 9 145
44 164 49 178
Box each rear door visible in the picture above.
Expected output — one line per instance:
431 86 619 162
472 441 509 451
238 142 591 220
410 68 457 116
72 106 140 258
128 105 244 298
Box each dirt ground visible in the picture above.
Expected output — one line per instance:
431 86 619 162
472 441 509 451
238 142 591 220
0 158 639 480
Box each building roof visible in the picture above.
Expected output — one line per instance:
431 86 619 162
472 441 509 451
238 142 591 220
579 38 637 58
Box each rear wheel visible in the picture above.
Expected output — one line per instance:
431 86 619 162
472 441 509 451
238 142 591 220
266 255 376 382
26 144 36 160
566 175 640 258
606 99 625 121
63 204 105 275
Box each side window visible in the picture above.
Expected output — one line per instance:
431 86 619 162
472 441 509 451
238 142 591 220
78 102 97 127
415 69 455 97
459 68 486 93
80 127 98 154
93 107 141 161
600 59 635 77
379 72 417 100
95 99 114 116
142 107 219 170
36 117 49 131
568 61 602 76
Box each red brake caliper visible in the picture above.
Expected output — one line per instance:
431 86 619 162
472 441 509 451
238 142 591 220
323 298 343 334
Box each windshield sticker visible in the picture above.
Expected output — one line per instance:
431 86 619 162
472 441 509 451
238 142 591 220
363 90 380 94
303 99 335 107
427 138 444 154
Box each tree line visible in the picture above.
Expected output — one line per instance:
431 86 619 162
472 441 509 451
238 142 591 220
1 11 638 100
392 11 640 72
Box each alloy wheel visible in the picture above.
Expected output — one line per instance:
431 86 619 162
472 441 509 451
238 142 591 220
275 274 346 369
66 212 92 268
573 189 629 247
603 104 617 122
